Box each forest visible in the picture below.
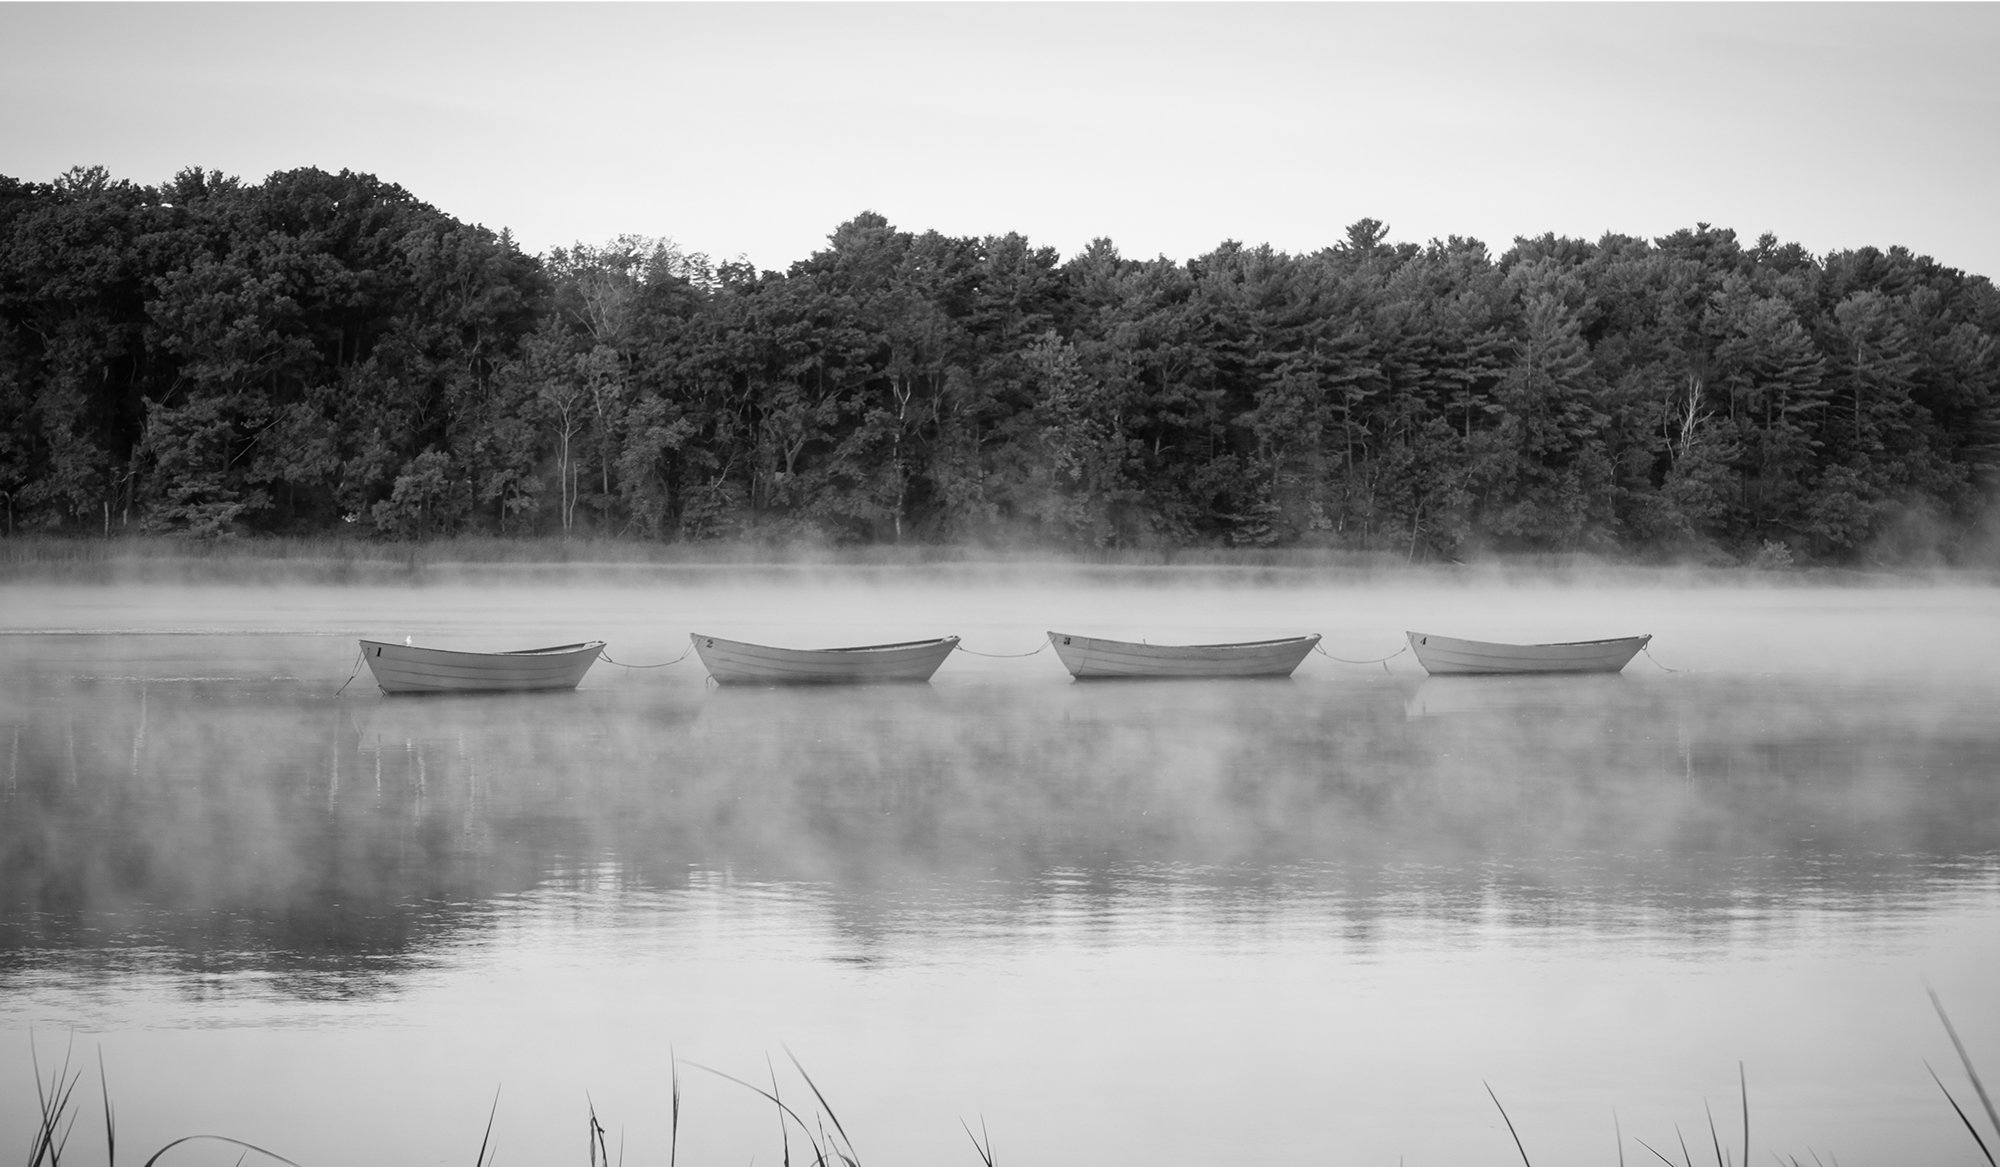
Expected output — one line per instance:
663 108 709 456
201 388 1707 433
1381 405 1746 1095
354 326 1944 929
2 164 1997 564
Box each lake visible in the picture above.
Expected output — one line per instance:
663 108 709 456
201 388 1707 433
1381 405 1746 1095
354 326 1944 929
3 565 1997 1166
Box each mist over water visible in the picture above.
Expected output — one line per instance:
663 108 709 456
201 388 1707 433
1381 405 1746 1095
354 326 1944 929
3 568 1998 1166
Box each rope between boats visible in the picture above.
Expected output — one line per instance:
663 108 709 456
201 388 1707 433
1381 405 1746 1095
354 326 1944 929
954 642 1048 658
333 648 366 697
1313 642 1409 669
602 643 694 670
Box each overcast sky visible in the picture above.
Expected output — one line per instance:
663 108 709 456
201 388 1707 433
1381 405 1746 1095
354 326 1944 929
4 2 1996 278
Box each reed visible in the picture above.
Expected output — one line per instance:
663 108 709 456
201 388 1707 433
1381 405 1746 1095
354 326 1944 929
472 1087 500 1167
1929 988 1999 1166
1513 1015 1993 1167
668 1053 681 1167
1484 1080 1533 1166
26 1033 81 1167
681 1049 863 1167
959 1117 996 1167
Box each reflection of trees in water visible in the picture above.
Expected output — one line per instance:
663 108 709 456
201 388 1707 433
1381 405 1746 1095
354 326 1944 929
3 671 1998 985
0 676 549 989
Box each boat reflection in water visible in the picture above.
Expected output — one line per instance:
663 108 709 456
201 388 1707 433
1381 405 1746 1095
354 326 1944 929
1402 672 1632 719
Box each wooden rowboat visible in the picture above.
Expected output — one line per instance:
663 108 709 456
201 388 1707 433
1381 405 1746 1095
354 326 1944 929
1404 631 1651 675
358 639 605 694
690 633 960 684
1047 631 1320 679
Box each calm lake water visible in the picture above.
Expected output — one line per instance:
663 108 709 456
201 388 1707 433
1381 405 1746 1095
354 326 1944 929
3 567 1998 1166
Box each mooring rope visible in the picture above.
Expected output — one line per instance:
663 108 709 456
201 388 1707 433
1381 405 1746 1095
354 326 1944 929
602 643 694 670
954 641 1049 658
1313 642 1410 669
1641 644 1682 673
332 648 366 697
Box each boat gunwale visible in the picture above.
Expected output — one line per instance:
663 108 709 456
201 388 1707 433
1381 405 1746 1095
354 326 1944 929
690 634 961 655
1046 631 1321 651
1404 631 1651 651
359 639 607 660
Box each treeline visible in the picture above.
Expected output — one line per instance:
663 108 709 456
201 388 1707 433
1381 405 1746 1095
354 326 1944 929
4 164 1998 563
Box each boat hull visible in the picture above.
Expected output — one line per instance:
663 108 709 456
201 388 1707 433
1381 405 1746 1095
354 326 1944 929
1405 631 1650 675
691 634 960 684
1047 632 1320 679
359 640 605 694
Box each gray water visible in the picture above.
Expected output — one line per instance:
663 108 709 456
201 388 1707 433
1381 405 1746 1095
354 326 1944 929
3 569 1997 1166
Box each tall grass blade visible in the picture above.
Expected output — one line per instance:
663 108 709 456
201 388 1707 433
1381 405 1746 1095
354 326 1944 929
1931 987 2000 1144
137 1135 303 1167
685 1056 841 1167
1705 1100 1725 1167
99 1049 116 1167
819 1114 845 1167
782 1046 857 1166
1740 1061 1750 1167
1484 1081 1532 1167
768 1060 791 1167
29 1032 56 1166
31 1033 84 1167
586 1093 609 1167
669 1051 681 1167
1677 1122 1694 1167
473 1085 500 1167
1633 1138 1677 1167
684 1060 822 1144
960 1117 996 1167
1927 1061 1997 1166
53 1078 83 1164
769 1057 829 1167
1616 1108 1625 1167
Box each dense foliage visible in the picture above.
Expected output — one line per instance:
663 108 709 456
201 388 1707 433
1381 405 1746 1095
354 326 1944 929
4 165 1998 563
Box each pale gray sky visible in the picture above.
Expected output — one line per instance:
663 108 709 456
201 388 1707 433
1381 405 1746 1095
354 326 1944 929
3 2 1996 277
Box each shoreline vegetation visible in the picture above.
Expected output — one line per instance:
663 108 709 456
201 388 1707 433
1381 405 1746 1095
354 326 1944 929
21 995 1999 1167
2 533 1997 587
4 167 1999 569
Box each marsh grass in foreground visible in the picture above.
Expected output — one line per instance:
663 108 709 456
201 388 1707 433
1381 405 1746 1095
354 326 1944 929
20 996 1999 1166
1479 991 1999 1167
25 1034 300 1167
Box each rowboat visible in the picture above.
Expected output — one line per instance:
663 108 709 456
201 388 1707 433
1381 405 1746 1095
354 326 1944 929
1404 631 1651 675
1046 631 1320 679
690 633 960 684
358 639 605 694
